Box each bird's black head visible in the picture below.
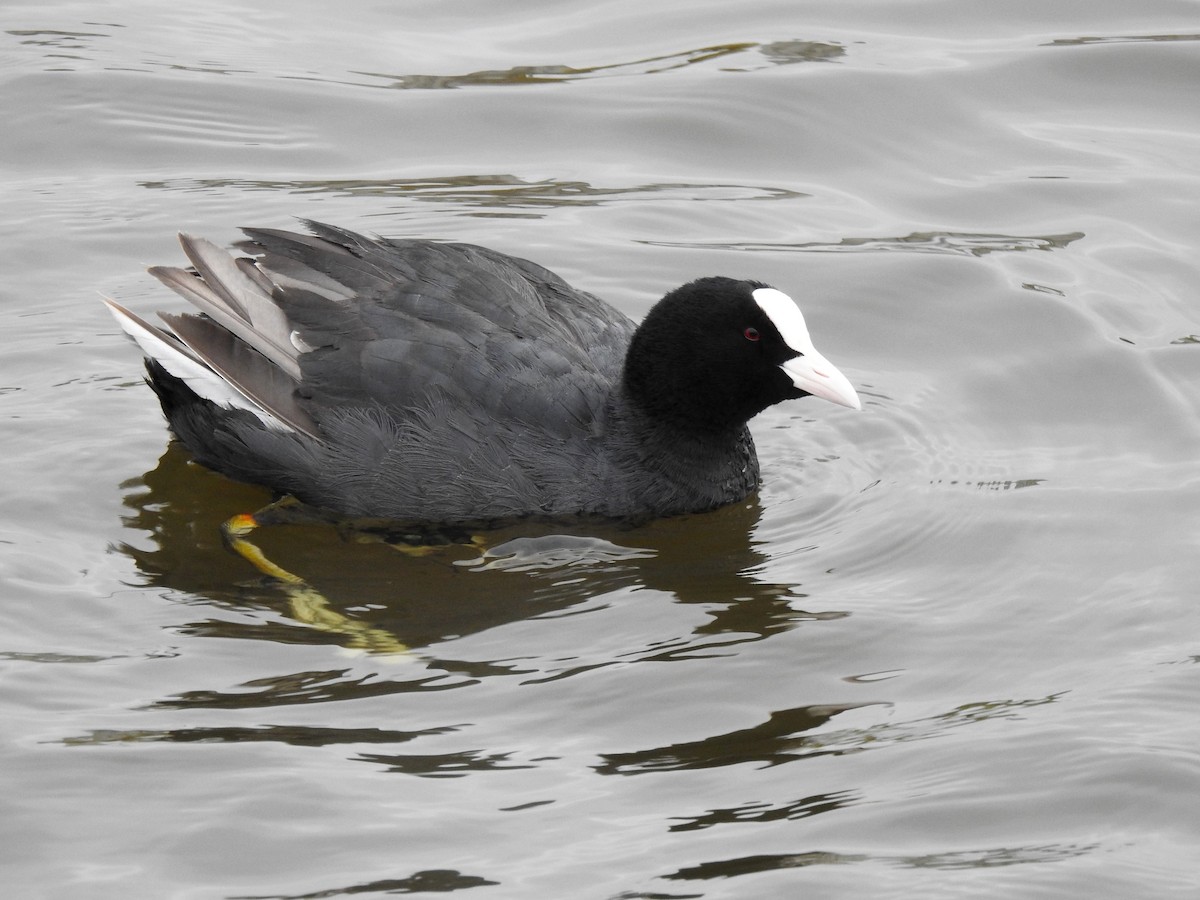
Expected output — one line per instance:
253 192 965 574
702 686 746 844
623 276 859 435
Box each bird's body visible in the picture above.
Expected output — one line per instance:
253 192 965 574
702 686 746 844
106 221 859 525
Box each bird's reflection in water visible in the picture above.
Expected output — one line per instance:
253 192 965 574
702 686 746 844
117 443 846 663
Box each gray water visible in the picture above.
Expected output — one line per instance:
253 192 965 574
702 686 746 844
3 1 1200 898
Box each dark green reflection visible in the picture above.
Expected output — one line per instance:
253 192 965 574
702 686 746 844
143 668 468 710
117 443 838 674
642 230 1086 257
596 704 878 775
669 790 858 832
62 723 453 747
663 842 1098 880
139 174 805 209
353 749 535 778
347 39 843 90
229 869 498 899
598 693 1067 775
1045 33 1200 46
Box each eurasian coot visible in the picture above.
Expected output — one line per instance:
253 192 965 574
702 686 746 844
105 221 860 524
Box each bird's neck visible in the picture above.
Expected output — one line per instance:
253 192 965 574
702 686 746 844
602 383 762 515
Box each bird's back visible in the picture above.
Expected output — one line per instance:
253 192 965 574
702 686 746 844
251 225 635 432
146 223 641 522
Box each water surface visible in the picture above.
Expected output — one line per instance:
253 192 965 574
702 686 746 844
2 1 1200 898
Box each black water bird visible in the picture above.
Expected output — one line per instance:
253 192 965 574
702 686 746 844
105 221 860 526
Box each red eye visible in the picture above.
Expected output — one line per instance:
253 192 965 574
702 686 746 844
744 327 761 342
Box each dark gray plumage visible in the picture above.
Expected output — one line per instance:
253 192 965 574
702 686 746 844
105 221 860 525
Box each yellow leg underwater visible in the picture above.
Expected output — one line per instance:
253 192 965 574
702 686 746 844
222 513 305 583
220 507 410 657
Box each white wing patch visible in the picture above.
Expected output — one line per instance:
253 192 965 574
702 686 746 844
103 298 295 432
